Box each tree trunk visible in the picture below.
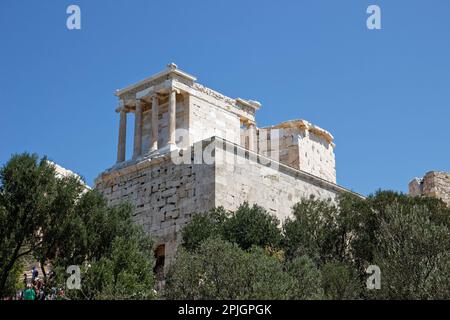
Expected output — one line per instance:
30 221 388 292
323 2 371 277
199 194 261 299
0 240 23 295
40 258 47 280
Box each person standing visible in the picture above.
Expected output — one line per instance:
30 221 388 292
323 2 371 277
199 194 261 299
23 284 35 301
22 273 28 287
31 266 38 282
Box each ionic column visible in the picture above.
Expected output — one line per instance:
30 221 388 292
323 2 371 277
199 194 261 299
167 88 177 149
117 107 127 163
248 122 256 152
150 95 159 151
132 99 142 159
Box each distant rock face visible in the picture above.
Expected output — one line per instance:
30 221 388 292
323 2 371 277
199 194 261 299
47 161 90 190
409 171 450 206
408 177 424 197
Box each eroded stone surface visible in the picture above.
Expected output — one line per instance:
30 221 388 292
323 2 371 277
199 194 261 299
409 171 450 206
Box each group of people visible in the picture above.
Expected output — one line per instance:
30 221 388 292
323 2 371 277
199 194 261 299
18 266 65 301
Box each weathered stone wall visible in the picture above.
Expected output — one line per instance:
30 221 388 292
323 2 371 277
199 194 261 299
422 171 450 205
95 152 216 268
258 127 300 170
409 171 450 206
258 126 336 183
95 138 357 268
214 138 342 222
188 90 241 146
298 130 336 183
408 178 423 197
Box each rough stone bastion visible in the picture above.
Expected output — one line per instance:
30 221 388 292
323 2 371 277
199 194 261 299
94 63 363 276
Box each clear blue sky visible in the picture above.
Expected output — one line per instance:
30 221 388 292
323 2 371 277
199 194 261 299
1 0 449 196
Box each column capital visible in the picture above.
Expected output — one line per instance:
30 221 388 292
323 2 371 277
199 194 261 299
169 87 180 94
247 120 256 152
242 119 256 128
115 106 127 113
135 98 142 109
149 92 163 100
151 94 159 103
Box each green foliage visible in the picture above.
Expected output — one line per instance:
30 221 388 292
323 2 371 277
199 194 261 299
321 261 362 300
51 192 156 300
165 238 294 300
222 203 283 250
64 234 155 300
33 175 85 277
242 246 295 299
371 203 450 299
0 153 155 299
175 192 450 300
286 255 323 299
182 203 282 252
181 207 227 252
283 197 339 263
0 153 59 294
1 257 24 297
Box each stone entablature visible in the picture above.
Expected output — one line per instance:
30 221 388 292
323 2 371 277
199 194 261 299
409 171 450 206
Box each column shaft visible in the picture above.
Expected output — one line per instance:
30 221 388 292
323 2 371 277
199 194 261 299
248 123 256 152
117 109 127 163
133 99 142 159
151 95 159 151
167 89 176 148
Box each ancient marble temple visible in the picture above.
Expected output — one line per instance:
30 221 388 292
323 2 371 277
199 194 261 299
95 63 360 276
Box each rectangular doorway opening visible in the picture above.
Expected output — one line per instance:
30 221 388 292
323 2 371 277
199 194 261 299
154 244 165 290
